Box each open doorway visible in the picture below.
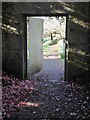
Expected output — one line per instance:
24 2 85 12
26 16 67 81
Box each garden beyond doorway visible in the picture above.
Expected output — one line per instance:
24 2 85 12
27 16 66 80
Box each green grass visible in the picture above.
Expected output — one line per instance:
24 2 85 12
43 39 58 52
43 44 49 52
43 40 51 52
61 53 65 59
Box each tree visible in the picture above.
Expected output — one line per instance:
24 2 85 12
43 16 66 40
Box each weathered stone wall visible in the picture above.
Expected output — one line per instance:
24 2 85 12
0 2 2 120
2 2 90 81
0 2 2 77
66 3 90 82
2 3 23 78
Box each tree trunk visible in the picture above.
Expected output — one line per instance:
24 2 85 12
51 33 53 40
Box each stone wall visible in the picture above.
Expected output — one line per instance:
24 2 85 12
0 2 2 77
66 3 90 82
0 2 2 120
2 3 23 78
2 2 90 81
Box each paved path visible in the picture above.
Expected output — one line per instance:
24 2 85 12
37 43 64 82
35 59 64 82
43 43 60 59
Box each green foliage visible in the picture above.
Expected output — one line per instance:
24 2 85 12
42 38 48 44
43 44 49 52
49 40 58 45
43 39 51 52
61 53 65 59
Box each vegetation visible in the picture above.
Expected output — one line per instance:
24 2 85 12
43 44 49 52
43 40 50 52
43 38 65 59
49 39 58 45
60 53 65 59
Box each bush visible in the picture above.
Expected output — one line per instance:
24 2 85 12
60 53 65 59
49 40 58 45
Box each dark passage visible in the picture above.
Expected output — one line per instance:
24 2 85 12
10 73 89 119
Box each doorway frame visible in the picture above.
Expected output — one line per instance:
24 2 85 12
24 13 69 80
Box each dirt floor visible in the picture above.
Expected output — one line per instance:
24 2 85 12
2 44 90 120
10 73 89 120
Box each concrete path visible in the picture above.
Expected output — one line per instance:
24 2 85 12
35 59 64 82
43 44 60 59
35 43 64 82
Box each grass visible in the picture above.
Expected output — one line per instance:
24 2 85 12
43 44 49 52
43 40 51 52
43 39 58 52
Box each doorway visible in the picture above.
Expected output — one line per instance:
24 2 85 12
26 15 68 80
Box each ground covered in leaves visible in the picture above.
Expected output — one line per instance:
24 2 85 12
2 71 90 120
